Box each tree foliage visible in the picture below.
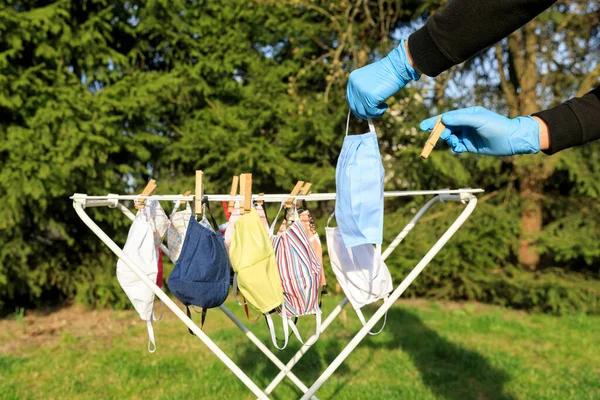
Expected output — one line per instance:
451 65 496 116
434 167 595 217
0 0 598 314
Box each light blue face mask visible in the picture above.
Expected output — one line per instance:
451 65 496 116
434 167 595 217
335 111 384 248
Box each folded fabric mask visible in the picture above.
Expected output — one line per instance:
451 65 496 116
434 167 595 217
225 202 269 250
277 206 326 290
299 209 326 289
168 204 230 329
325 213 393 335
117 210 159 352
229 207 288 349
144 200 169 287
167 201 193 263
335 111 385 248
145 200 170 248
270 203 323 344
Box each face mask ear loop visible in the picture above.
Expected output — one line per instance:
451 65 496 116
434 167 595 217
326 212 336 228
372 243 383 279
288 318 305 344
152 300 163 322
266 308 289 350
313 309 322 342
269 201 286 236
170 200 180 217
345 109 351 136
147 320 156 353
368 118 376 133
355 308 387 336
232 273 247 306
290 202 300 222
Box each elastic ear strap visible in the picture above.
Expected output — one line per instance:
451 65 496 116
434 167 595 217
355 308 368 325
202 198 220 232
170 200 180 217
269 202 286 235
147 320 156 353
289 203 300 222
368 311 388 336
314 310 322 342
346 110 375 135
152 301 163 321
288 318 305 344
355 308 388 336
345 110 351 136
266 309 289 350
232 273 247 306
368 118 375 133
326 212 335 228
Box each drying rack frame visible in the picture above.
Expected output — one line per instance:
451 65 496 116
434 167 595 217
71 188 482 399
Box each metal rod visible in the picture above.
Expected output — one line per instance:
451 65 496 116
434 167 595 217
75 190 480 399
263 298 350 396
72 200 269 399
299 195 478 399
118 201 314 398
264 196 443 395
71 189 484 204
218 305 319 400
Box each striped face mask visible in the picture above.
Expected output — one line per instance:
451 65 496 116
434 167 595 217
276 208 326 289
270 203 323 343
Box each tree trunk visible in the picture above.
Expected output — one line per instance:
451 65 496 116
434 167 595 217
518 169 543 270
503 25 546 270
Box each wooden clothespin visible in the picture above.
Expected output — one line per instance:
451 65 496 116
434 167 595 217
135 179 157 210
195 170 204 216
420 116 446 159
285 181 304 209
257 192 265 206
296 182 312 207
227 176 239 214
239 173 252 215
179 190 191 207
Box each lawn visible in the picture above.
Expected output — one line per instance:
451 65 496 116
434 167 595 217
1 297 599 400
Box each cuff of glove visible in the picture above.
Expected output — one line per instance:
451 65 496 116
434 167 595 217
408 27 455 77
533 105 583 155
515 116 541 155
387 39 421 83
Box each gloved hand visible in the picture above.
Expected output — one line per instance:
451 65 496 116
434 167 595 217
346 39 420 120
420 106 541 156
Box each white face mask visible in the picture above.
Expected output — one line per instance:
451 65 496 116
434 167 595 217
325 224 392 334
117 211 159 352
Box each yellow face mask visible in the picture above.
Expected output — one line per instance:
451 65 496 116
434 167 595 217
228 208 283 314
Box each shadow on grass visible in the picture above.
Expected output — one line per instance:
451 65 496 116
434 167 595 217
234 319 361 400
363 306 515 400
235 306 514 400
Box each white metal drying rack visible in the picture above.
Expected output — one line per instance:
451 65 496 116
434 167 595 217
72 188 482 399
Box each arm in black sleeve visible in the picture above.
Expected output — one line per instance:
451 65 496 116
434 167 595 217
533 87 600 154
408 0 557 76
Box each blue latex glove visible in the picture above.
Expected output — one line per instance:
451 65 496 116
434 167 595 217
420 107 541 156
346 39 420 120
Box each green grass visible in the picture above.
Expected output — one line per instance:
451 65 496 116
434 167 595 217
1 297 599 400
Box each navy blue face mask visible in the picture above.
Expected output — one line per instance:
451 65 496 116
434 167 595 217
168 201 230 329
335 111 384 248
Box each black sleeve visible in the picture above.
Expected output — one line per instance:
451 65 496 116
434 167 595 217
408 0 557 77
533 87 600 155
